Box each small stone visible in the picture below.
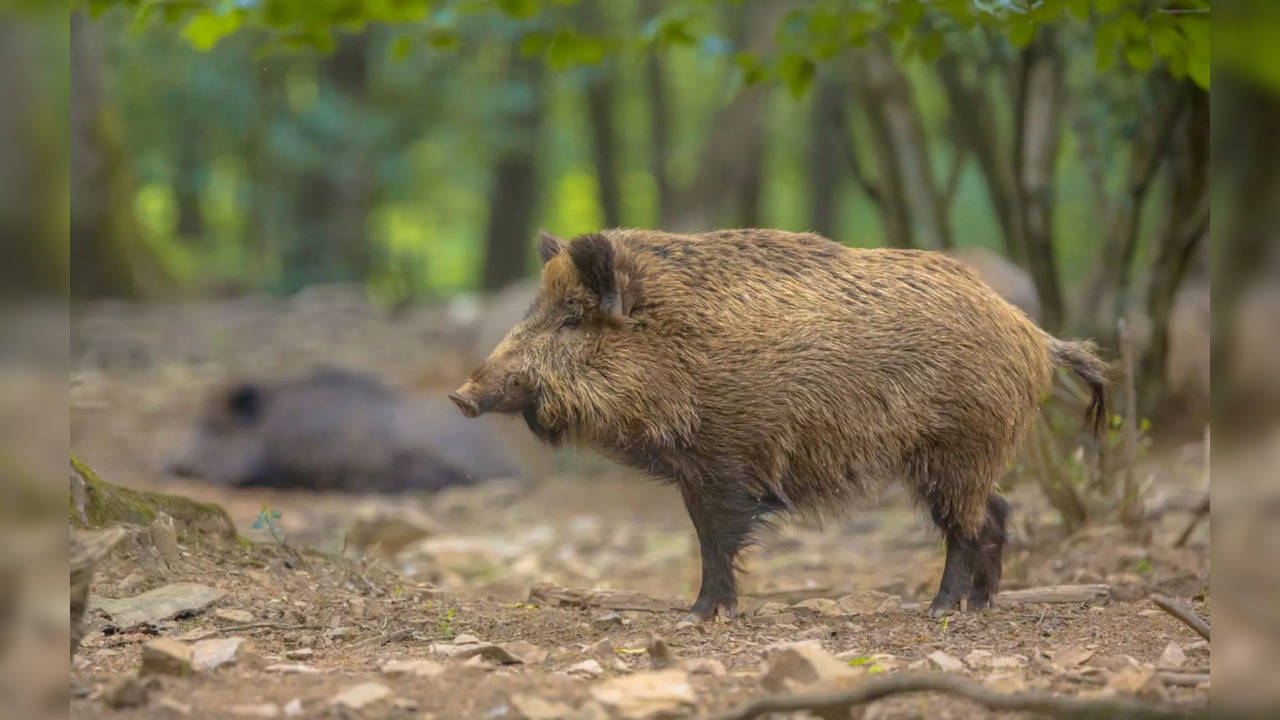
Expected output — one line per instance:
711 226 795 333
985 672 1028 693
155 696 193 715
90 583 227 632
103 677 149 709
1053 647 1096 669
191 637 255 671
568 659 604 678
592 611 625 630
150 512 181 568
834 590 902 615
214 609 255 624
431 641 523 664
380 658 446 677
685 658 727 677
140 638 193 677
283 698 304 717
590 669 696 719
504 640 548 664
330 682 392 710
927 650 964 673
228 703 279 718
988 655 1025 669
761 644 861 692
789 598 842 618
453 633 481 645
510 694 577 720
283 648 314 660
1157 641 1186 669
646 636 675 669
588 637 616 661
264 663 320 674
755 601 789 616
757 613 797 625
964 649 994 668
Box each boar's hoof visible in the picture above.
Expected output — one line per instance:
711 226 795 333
926 595 960 618
683 598 737 623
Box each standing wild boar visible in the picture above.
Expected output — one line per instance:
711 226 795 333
450 229 1106 620
168 368 518 492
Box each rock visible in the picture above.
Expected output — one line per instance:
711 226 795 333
89 583 227 632
685 658 727 677
283 648 314 660
646 636 676 670
264 663 320 674
568 659 604 678
102 676 149 709
834 590 902 615
927 650 964 673
504 640 548 664
214 608 255 624
510 694 578 720
592 611 625 630
1109 668 1171 702
789 598 843 618
155 696 193 715
590 669 696 719
964 649 994 668
228 704 280 718
756 612 797 625
984 672 1028 693
1157 641 1186 669
453 633 481 645
380 658 446 677
330 682 391 710
761 644 861 693
191 637 255 671
283 698 304 717
150 511 181 568
431 641 523 664
1052 646 1096 670
754 601 790 616
140 638 193 677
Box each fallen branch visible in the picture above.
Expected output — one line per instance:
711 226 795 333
1173 497 1208 548
701 672 1201 720
1151 594 1210 641
212 622 322 634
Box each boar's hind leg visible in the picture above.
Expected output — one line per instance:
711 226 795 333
967 494 1009 610
923 484 989 619
678 483 760 622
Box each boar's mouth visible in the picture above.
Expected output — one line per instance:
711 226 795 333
521 394 563 446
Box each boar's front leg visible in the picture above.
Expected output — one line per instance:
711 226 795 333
678 482 758 622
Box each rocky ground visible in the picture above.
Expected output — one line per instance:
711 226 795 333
69 292 1212 719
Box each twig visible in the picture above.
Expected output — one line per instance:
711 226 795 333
701 672 1200 720
1151 594 1210 641
213 622 322 634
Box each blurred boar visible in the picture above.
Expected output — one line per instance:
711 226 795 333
451 229 1106 621
169 368 517 492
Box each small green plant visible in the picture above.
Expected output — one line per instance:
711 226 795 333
848 656 886 674
252 506 286 546
940 615 950 634
1135 558 1153 575
437 605 457 639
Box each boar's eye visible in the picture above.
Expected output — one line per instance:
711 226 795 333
558 315 582 331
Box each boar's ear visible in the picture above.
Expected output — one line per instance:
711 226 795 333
226 383 263 425
568 233 640 317
537 229 564 265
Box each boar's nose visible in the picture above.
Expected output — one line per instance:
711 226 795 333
449 387 480 418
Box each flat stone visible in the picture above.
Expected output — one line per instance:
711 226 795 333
685 658 727 677
789 598 842 618
453 633 480 645
590 669 696 719
191 637 255 671
834 590 902 615
754 601 790 616
568 659 604 678
264 663 320 674
504 640 548 664
1157 641 1186 669
380 658 446 677
330 682 391 710
140 638 193 677
90 583 227 631
228 704 279 718
102 677 149 709
430 641 523 664
283 648 314 660
761 644 860 692
282 698 304 717
592 611 625 630
214 609 255 624
510 694 578 720
927 650 964 673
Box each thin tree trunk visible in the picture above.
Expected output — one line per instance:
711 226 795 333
70 9 148 299
643 10 673 228
482 53 545 291
174 130 204 241
808 79 843 238
580 2 621 228
1139 85 1209 414
1012 29 1066 331
852 39 950 250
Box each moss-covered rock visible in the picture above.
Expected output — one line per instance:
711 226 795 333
69 455 237 542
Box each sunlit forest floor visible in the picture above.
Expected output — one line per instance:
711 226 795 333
70 288 1210 719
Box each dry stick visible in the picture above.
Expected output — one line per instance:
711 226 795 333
213 622 322 634
701 672 1200 720
1151 594 1210 641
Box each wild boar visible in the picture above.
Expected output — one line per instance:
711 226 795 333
450 229 1106 620
169 368 518 492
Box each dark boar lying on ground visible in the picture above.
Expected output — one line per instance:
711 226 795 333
451 229 1107 621
169 368 518 492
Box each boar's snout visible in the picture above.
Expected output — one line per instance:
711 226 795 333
449 385 481 418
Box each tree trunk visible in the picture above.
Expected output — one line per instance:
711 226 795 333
1138 85 1209 415
1012 30 1066 331
643 0 673 228
808 79 843 238
581 2 621 228
482 53 545 291
174 129 204 241
852 39 951 250
70 9 147 299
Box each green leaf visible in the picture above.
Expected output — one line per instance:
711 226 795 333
390 36 414 61
425 28 460 50
919 31 944 63
181 11 242 51
779 53 814 98
1009 18 1035 49
497 0 541 20
1124 41 1152 72
1094 0 1119 14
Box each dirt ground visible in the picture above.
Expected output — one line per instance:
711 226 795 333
69 291 1211 719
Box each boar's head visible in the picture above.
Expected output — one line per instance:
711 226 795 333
450 231 696 453
166 382 269 485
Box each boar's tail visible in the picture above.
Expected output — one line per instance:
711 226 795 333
1047 337 1109 442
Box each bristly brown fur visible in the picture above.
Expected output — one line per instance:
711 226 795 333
457 228 1107 619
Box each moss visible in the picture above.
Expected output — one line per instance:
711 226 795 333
70 455 238 543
